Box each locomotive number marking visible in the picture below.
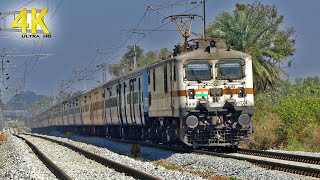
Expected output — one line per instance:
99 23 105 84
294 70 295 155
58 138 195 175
236 101 247 106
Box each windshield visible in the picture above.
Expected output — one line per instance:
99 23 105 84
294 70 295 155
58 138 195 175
218 62 243 79
186 61 211 81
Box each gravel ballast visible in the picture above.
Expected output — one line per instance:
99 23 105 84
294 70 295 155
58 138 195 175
43 133 206 180
45 132 312 180
21 135 133 180
0 133 57 180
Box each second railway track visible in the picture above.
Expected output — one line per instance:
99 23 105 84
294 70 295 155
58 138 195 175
106 137 320 178
14 134 159 180
237 148 320 165
196 149 320 178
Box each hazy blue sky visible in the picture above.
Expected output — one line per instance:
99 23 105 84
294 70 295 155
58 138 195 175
0 0 319 98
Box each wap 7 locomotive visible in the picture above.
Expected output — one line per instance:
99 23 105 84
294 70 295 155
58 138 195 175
31 38 254 147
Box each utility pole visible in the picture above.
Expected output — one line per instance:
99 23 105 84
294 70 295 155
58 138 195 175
102 64 106 83
0 49 5 131
1 50 4 99
0 59 3 131
96 64 107 83
133 45 137 69
202 0 206 38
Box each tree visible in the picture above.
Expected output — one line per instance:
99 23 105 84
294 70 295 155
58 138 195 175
108 46 172 77
206 2 296 91
108 45 144 77
139 51 156 67
157 48 171 60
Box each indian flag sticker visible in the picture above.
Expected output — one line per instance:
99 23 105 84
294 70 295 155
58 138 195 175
196 89 209 97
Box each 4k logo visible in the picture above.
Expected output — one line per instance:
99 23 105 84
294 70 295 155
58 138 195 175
11 8 50 34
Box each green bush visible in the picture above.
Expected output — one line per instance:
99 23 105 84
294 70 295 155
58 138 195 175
130 144 141 157
66 132 73 139
250 77 320 152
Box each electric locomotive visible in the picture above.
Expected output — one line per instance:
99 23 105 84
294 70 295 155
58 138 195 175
30 38 253 147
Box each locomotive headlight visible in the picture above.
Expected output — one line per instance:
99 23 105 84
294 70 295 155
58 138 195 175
238 114 251 126
189 89 195 99
186 115 199 128
238 87 245 98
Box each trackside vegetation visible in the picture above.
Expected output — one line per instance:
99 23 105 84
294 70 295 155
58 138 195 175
248 77 320 151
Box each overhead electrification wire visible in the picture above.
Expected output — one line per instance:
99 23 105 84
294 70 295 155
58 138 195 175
63 6 151 89
49 0 63 21
0 0 35 21
61 0 204 92
149 0 194 10
107 8 150 56
105 1 203 66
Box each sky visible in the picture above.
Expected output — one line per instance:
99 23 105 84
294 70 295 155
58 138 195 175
0 0 319 98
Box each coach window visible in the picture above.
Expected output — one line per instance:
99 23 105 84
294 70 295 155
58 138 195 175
173 65 176 81
148 92 151 106
153 68 156 91
164 65 168 93
148 70 150 85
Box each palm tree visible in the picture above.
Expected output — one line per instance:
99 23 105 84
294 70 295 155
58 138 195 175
206 3 295 91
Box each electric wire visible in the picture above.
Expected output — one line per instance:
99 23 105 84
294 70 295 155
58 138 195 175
58 0 203 94
104 1 203 66
0 0 35 21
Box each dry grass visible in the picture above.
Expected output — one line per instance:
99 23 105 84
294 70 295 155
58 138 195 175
311 125 320 151
245 113 284 150
153 160 230 180
0 132 7 144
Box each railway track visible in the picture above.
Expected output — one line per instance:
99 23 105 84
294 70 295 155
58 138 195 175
106 137 320 178
196 149 320 178
13 134 72 180
14 134 159 180
237 148 320 165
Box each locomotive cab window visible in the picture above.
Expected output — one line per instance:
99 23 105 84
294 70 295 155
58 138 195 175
185 61 212 81
216 59 244 80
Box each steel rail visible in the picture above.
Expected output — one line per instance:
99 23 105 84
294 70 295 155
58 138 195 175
27 134 160 180
13 134 72 180
237 148 320 165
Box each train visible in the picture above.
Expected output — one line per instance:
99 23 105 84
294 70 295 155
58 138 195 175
30 38 254 147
